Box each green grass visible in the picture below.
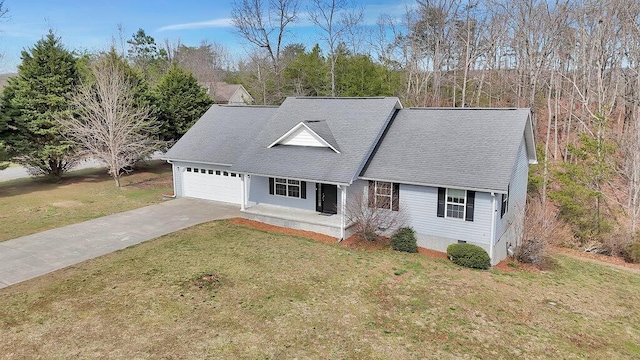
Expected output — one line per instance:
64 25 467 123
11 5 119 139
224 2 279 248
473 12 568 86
1 221 639 359
0 161 173 242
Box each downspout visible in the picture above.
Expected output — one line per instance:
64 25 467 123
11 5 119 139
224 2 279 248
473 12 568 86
489 192 497 266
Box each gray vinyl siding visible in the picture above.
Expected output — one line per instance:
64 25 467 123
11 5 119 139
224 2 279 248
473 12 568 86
249 175 316 211
401 184 493 246
494 137 529 261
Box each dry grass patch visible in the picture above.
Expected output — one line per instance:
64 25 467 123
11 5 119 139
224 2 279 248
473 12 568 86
0 161 172 241
1 221 639 358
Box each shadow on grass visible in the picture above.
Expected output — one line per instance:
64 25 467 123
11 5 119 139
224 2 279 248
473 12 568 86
0 160 171 198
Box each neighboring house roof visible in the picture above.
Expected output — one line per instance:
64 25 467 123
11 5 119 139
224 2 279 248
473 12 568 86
361 108 535 193
164 104 278 166
204 82 254 104
232 97 402 184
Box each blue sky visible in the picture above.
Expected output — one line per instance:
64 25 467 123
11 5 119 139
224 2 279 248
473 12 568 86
0 0 415 73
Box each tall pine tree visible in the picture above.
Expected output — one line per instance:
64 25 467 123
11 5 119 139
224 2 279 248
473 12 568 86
1 31 80 177
153 63 213 141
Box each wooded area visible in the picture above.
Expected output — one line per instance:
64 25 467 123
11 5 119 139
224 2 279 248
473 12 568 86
1 0 640 254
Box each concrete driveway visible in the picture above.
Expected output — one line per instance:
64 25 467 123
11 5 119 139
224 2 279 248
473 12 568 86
0 198 240 289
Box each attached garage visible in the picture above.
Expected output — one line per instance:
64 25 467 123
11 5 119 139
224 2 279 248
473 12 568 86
181 165 242 204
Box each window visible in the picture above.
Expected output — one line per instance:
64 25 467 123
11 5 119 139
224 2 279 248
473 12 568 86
216 170 221 175
186 167 192 172
446 189 466 219
200 169 206 174
501 186 509 218
437 188 475 221
269 177 307 199
223 171 228 176
208 170 214 175
368 181 399 211
194 168 199 172
231 173 237 177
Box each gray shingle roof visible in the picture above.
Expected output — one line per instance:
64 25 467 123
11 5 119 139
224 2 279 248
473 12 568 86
361 108 532 192
164 104 278 165
231 97 402 184
304 120 340 152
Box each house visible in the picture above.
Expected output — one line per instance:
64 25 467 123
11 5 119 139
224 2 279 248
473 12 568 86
202 81 254 105
163 97 537 265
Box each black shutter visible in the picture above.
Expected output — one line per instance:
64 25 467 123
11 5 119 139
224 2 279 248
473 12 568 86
301 181 307 199
368 181 375 208
392 183 400 211
437 187 445 217
500 193 506 218
465 191 475 222
269 177 274 195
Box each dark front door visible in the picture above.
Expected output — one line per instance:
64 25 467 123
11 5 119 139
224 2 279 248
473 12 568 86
316 183 338 214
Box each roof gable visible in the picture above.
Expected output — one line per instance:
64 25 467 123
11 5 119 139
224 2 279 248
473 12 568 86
232 97 402 184
361 107 533 192
269 121 340 153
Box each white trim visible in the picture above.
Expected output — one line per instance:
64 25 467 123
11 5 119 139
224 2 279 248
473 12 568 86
359 176 507 195
272 177 302 198
164 158 233 167
340 185 347 240
240 174 247 211
444 188 467 220
268 122 340 153
245 172 348 187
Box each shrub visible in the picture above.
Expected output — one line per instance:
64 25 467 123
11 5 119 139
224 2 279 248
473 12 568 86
391 227 418 253
447 243 491 270
620 241 640 263
514 237 545 266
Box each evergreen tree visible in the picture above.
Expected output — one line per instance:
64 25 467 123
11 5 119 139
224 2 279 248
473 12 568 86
550 117 616 242
284 44 329 96
127 28 169 84
0 31 80 178
153 63 213 141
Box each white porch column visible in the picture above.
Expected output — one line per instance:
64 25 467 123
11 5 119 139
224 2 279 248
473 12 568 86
240 174 247 211
340 185 347 240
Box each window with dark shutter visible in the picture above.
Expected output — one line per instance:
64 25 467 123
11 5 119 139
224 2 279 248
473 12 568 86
437 187 445 217
270 177 304 198
465 191 475 222
392 183 400 211
301 181 307 199
368 180 375 208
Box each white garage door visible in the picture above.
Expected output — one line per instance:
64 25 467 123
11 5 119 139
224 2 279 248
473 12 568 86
182 166 242 204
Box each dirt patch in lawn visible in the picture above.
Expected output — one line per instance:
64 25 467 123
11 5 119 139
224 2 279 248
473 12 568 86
51 200 83 208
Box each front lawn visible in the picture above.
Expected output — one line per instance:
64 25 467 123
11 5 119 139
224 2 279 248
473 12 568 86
0 161 172 242
1 221 639 358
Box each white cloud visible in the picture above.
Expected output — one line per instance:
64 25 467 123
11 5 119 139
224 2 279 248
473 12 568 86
157 18 233 32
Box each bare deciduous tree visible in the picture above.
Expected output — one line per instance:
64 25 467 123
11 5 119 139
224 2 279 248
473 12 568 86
61 55 164 187
231 0 299 101
309 0 363 96
345 191 408 241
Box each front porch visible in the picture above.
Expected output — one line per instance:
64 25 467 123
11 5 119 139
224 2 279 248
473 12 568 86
241 204 350 239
